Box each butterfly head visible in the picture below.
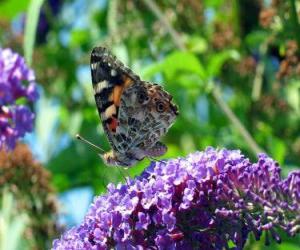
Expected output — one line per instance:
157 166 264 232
101 151 134 167
100 151 117 166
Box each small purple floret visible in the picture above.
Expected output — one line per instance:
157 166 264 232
0 48 39 150
53 148 300 249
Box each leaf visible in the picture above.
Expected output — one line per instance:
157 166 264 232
143 51 206 80
35 94 60 162
186 36 208 53
7 214 28 250
276 243 300 250
0 0 29 20
70 29 90 48
285 80 300 114
204 0 224 8
142 62 164 79
227 240 236 248
245 30 269 48
163 51 206 79
23 0 45 66
176 75 205 89
207 50 240 77
0 190 29 250
268 137 286 165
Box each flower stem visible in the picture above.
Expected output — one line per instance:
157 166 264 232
289 0 300 47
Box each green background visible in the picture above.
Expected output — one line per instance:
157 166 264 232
0 0 299 249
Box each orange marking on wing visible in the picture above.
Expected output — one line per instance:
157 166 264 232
108 92 114 102
113 85 123 106
124 77 133 87
108 117 118 132
113 77 133 106
105 77 133 131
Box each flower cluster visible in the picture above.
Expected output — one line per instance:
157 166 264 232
0 48 39 150
53 148 300 249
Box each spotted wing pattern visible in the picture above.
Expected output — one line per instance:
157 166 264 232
117 82 178 157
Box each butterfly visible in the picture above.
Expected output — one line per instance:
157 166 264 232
79 47 178 167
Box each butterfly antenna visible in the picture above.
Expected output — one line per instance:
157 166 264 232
76 134 105 153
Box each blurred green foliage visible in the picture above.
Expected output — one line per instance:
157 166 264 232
0 144 59 249
0 190 29 250
0 0 300 248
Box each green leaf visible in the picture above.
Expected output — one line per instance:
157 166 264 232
7 214 28 250
227 239 236 248
207 50 240 77
143 51 206 80
23 0 45 66
245 30 269 48
66 111 83 136
0 190 28 250
70 29 90 48
35 95 60 162
268 137 286 165
186 36 208 53
15 97 27 105
276 243 300 250
285 80 300 114
0 0 29 20
142 62 164 79
163 51 206 79
176 74 205 89
204 0 224 8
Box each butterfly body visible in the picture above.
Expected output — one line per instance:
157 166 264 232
91 47 178 167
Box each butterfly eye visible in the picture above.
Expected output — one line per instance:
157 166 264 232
156 101 165 113
138 91 149 103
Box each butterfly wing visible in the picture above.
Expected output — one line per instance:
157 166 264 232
90 47 178 164
90 47 141 152
117 81 178 159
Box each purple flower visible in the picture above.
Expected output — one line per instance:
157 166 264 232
0 48 39 150
52 148 300 249
136 212 150 230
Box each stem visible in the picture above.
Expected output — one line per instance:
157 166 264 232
142 0 265 155
107 0 119 39
141 0 185 50
212 87 264 154
232 0 241 38
252 42 267 101
289 0 300 47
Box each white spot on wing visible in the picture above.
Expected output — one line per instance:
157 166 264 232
104 104 116 118
93 80 108 94
111 69 117 76
91 63 97 70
